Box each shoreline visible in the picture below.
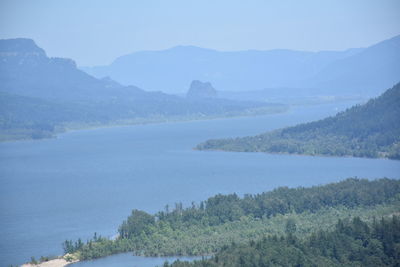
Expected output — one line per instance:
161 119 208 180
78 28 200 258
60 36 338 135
2 98 365 144
21 258 78 267
195 147 397 161
0 106 289 143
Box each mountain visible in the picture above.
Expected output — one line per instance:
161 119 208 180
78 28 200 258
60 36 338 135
186 80 217 99
0 38 285 141
197 83 400 159
82 45 364 94
82 35 400 97
0 38 143 102
310 35 400 95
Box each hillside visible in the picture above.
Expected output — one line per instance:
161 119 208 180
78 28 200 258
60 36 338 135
197 83 400 159
0 39 285 141
310 35 400 95
82 35 400 96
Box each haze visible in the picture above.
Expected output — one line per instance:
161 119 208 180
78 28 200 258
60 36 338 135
1 1 400 266
0 0 399 66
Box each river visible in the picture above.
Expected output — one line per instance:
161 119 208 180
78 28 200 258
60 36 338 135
0 101 399 266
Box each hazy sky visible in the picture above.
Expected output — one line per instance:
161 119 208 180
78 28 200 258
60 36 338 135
1 0 399 66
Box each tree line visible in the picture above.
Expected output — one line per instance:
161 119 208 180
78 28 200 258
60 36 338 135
61 178 400 260
165 216 400 266
197 83 400 160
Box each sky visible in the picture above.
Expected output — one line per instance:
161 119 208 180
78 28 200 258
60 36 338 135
0 0 399 66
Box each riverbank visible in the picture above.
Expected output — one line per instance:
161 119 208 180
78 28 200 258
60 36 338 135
0 105 288 143
3 101 392 266
21 258 78 267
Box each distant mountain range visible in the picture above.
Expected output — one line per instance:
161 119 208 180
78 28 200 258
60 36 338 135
0 39 285 141
82 35 400 96
196 83 400 159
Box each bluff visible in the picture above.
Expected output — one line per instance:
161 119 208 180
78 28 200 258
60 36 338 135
186 80 217 99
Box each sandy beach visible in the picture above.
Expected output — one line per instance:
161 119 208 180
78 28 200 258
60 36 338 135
21 258 78 267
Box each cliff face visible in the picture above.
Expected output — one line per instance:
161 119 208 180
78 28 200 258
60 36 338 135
186 80 217 99
0 38 46 55
0 38 122 102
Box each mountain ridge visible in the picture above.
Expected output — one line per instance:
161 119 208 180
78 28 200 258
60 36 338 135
81 35 400 95
81 42 368 93
0 38 286 141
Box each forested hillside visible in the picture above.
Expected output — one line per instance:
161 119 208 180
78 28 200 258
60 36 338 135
0 39 285 141
197 83 400 159
60 178 400 261
166 216 400 267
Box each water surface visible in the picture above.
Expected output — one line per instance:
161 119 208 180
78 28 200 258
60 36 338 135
1 102 399 266
71 254 203 267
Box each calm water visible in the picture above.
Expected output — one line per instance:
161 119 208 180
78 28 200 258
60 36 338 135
1 102 399 266
71 254 203 267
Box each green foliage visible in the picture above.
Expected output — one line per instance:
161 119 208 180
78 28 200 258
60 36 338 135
197 83 400 159
29 256 37 265
0 91 287 141
66 178 400 260
62 238 84 254
285 218 297 234
64 254 75 262
119 210 155 238
165 216 400 267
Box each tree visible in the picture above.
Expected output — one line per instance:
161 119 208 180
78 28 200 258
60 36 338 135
285 218 297 234
118 209 155 238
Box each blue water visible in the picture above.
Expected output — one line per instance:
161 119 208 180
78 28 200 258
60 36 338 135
1 102 399 266
71 254 203 267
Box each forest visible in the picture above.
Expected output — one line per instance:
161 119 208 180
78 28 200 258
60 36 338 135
164 216 400 266
196 83 400 159
61 178 400 262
